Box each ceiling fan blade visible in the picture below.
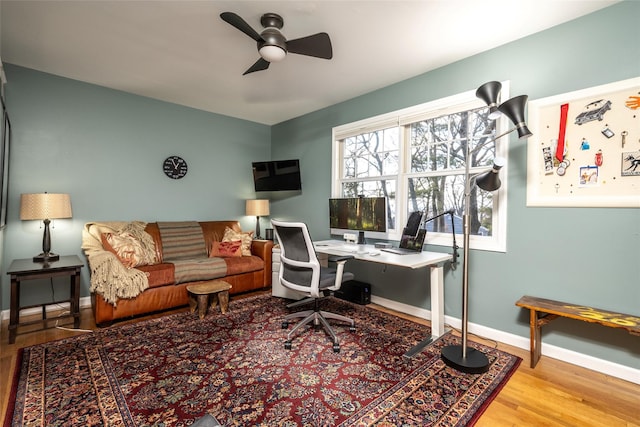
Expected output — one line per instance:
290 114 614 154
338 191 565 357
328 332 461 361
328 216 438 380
220 12 262 41
286 33 333 59
243 58 271 75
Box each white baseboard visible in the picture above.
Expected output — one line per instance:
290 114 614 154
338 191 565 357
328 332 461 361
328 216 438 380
371 295 640 385
1 296 93 321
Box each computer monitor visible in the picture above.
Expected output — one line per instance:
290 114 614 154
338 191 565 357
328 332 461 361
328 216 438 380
329 197 386 244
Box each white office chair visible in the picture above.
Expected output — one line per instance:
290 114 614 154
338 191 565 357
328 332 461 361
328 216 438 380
271 219 356 352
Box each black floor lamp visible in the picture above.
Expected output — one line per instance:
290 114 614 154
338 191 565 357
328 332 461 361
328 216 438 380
440 81 532 374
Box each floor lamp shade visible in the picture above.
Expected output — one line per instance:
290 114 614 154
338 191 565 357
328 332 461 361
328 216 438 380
475 81 502 120
476 157 505 192
498 95 532 139
20 193 72 262
246 199 270 239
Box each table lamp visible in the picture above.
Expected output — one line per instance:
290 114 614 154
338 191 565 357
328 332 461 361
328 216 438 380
246 199 270 239
20 192 72 262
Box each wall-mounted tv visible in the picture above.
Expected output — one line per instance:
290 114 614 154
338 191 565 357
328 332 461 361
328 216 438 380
252 159 302 192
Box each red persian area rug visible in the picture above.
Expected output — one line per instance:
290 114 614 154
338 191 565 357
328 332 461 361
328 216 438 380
5 294 520 426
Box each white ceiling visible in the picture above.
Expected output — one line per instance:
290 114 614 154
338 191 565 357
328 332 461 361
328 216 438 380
1 0 617 125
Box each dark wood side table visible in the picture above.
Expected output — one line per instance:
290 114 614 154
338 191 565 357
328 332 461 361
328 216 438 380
7 255 84 344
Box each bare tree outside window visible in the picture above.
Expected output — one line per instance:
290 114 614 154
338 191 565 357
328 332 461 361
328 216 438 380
341 127 398 229
409 107 496 236
334 88 507 252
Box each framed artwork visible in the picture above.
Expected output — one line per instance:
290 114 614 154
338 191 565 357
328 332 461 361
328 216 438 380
526 77 640 207
0 100 10 229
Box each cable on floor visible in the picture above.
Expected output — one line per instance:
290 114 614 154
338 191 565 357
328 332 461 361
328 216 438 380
49 278 93 333
444 323 498 349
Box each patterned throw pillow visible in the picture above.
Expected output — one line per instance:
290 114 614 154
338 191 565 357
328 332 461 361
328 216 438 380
102 232 157 268
222 227 254 256
210 240 242 258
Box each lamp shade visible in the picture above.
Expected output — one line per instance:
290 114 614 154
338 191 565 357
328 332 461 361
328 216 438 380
246 199 270 216
476 157 506 192
497 95 532 139
20 193 72 220
476 81 502 120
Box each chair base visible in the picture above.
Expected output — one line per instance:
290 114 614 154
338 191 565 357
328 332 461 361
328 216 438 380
282 299 355 352
286 297 315 309
285 290 331 309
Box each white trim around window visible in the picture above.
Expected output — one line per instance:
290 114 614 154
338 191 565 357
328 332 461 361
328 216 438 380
332 81 512 253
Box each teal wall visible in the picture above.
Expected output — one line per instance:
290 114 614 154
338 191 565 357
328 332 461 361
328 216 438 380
1 2 638 372
1 65 270 307
271 2 639 370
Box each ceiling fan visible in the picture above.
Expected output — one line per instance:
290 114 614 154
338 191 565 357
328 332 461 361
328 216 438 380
220 12 333 75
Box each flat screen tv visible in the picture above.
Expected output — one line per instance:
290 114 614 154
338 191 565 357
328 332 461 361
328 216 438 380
252 159 302 192
329 197 386 243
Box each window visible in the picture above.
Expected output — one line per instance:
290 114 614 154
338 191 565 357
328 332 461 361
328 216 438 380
332 83 510 252
339 126 399 230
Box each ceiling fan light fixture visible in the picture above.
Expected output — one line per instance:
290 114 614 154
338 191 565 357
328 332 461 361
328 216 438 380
221 11 332 74
259 45 286 62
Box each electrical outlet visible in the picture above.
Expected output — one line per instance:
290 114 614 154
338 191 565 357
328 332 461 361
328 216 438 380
343 233 357 242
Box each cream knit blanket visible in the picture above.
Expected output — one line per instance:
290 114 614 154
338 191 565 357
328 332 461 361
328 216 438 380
81 221 156 306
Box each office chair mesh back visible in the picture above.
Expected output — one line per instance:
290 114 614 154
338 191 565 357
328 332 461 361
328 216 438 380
276 224 315 288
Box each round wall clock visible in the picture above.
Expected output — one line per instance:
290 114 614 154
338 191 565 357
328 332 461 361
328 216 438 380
163 156 188 179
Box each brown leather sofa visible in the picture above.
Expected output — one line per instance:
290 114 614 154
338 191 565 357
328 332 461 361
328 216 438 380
90 220 273 326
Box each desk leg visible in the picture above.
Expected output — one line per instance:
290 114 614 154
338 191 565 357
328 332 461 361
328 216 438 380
71 268 81 328
9 277 19 344
404 263 446 358
430 263 445 338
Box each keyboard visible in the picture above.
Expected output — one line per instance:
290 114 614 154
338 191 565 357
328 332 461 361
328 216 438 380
381 247 419 255
332 245 359 253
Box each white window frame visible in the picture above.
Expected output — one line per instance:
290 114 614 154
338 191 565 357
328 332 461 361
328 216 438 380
331 82 511 253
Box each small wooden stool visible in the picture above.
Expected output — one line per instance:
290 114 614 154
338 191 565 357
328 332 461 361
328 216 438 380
187 280 232 319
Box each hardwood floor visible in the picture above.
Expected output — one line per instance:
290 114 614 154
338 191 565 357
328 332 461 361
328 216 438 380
2 294 639 426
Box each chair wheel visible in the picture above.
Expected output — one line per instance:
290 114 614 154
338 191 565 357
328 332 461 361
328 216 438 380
281 321 289 329
349 326 356 333
333 343 340 353
284 341 292 350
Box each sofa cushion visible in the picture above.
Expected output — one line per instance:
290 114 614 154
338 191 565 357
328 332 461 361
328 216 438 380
210 240 242 257
199 221 242 256
101 232 157 268
224 255 264 276
222 227 254 256
136 263 175 288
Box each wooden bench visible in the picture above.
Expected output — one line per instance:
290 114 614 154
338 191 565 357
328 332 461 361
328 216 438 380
515 295 640 368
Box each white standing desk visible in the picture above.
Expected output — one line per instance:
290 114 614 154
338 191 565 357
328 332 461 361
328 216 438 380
313 240 452 358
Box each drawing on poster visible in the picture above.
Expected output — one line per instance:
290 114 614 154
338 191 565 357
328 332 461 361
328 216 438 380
622 151 640 176
579 165 598 186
